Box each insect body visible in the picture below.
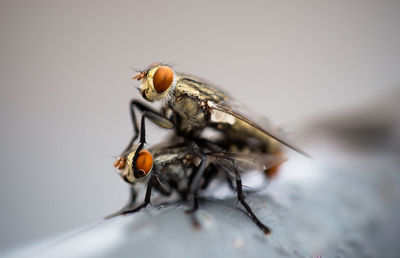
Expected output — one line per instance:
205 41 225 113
117 140 217 200
113 133 284 234
129 62 308 157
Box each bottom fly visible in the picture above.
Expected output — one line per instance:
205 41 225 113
110 135 285 234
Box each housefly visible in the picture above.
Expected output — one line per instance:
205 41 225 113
125 62 309 158
112 132 285 234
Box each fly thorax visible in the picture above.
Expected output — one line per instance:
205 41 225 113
170 94 210 133
161 163 190 183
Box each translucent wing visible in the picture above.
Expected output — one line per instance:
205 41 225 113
174 72 310 157
206 151 287 175
176 73 310 157
149 141 189 166
208 100 311 157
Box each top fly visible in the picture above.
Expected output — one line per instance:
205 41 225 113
125 62 309 157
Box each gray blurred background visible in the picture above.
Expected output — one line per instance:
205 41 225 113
0 0 399 252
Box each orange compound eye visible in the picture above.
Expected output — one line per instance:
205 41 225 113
153 66 173 93
136 150 153 176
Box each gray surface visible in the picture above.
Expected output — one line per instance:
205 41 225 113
6 144 400 258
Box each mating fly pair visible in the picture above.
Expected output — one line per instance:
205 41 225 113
112 63 308 234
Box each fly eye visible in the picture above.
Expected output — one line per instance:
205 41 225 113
153 66 173 93
135 149 153 176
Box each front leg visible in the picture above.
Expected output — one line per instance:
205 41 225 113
122 99 175 156
122 174 155 214
121 166 169 214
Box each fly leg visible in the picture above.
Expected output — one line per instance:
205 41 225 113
226 177 236 191
130 112 169 177
122 100 155 154
122 174 155 214
121 100 174 156
235 178 271 234
121 166 169 215
216 157 272 234
186 141 207 213
121 168 172 216
108 115 151 218
183 141 208 228
131 113 147 162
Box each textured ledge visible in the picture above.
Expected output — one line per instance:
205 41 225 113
7 143 400 258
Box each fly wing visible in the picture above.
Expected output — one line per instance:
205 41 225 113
177 73 310 157
150 143 188 166
206 151 287 175
208 100 311 157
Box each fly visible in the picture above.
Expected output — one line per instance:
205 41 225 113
124 62 309 158
111 127 285 234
